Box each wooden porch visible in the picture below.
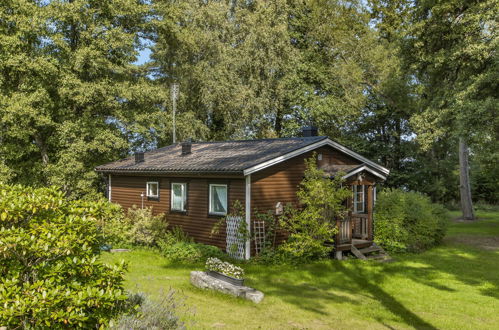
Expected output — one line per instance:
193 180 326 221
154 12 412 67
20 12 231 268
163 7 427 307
335 214 373 251
333 216 391 261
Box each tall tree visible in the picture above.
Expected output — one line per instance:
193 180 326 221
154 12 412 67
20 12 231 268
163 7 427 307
409 0 498 219
342 0 416 188
150 0 394 140
150 0 300 140
0 0 161 197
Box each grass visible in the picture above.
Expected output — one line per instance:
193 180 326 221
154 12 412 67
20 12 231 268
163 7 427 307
102 210 499 329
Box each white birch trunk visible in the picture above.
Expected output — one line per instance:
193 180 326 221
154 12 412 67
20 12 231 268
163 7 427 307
459 138 475 220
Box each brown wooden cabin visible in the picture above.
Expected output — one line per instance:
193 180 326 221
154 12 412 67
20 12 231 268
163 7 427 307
95 129 389 260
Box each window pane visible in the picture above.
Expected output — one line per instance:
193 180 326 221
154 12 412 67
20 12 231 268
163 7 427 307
353 185 364 213
211 185 227 214
148 182 158 197
172 184 183 210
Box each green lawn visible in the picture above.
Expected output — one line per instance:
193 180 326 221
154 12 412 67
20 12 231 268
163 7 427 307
102 211 499 329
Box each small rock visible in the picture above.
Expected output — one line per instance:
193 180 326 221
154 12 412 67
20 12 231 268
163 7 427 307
190 271 264 303
211 322 226 328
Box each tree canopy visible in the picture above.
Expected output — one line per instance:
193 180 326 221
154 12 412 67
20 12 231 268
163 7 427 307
0 0 496 205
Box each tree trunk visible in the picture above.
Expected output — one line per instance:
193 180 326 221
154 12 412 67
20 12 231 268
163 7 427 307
459 138 475 220
274 107 283 137
34 133 49 166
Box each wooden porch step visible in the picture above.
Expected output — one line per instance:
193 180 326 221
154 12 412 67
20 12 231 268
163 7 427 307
359 246 382 254
350 245 367 260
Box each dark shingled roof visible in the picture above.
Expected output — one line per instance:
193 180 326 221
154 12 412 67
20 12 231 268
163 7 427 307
319 164 363 176
95 136 328 174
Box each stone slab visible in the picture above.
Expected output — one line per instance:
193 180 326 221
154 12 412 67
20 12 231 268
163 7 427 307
110 249 130 253
190 271 264 303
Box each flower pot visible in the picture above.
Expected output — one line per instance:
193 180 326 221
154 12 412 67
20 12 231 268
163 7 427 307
207 271 244 286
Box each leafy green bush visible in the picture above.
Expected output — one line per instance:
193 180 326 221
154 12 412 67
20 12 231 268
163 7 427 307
158 229 224 263
374 188 449 253
278 155 350 262
0 184 127 328
98 206 168 248
126 206 168 246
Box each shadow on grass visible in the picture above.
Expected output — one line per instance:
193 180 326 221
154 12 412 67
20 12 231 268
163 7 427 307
403 244 499 299
130 234 499 328
241 242 498 328
249 261 437 329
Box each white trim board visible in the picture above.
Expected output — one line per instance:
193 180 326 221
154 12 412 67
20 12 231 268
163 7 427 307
108 174 112 202
342 165 387 181
243 138 389 176
244 175 251 260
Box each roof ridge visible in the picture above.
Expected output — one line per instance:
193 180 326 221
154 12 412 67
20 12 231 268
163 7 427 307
142 136 327 153
171 136 326 145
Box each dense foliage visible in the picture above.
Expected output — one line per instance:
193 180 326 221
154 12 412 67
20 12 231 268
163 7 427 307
158 228 225 263
0 0 496 206
374 189 449 252
99 206 168 248
0 0 162 197
278 156 350 262
0 184 127 328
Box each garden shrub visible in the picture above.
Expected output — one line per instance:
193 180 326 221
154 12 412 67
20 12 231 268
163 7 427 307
0 184 127 328
278 155 350 262
125 206 168 246
374 188 448 253
249 209 287 265
158 228 225 263
86 200 134 248
98 205 168 248
111 290 190 330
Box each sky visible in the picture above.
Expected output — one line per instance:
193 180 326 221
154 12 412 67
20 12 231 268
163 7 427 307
134 48 152 65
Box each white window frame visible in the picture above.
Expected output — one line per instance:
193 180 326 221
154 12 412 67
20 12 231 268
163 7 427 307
171 182 187 212
353 185 365 213
209 184 228 215
146 181 159 198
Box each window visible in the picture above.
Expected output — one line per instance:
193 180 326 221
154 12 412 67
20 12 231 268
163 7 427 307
171 183 187 212
353 185 365 213
146 182 159 198
209 184 228 215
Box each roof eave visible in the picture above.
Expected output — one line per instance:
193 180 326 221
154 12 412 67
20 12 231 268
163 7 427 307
94 168 244 176
243 138 389 177
341 165 387 181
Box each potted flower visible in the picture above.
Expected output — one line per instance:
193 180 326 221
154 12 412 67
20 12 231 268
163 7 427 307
205 257 245 286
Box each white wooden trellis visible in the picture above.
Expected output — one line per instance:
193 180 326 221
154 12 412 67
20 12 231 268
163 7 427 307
253 220 266 256
225 216 246 259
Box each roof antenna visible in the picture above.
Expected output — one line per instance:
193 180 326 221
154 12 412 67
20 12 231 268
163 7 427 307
171 82 179 144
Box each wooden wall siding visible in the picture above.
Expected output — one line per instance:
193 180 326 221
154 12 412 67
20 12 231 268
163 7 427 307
250 146 363 246
111 175 245 249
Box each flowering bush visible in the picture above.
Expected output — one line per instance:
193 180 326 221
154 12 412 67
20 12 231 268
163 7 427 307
205 258 244 279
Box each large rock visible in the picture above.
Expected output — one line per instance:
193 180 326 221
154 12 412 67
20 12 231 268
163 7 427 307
190 271 264 303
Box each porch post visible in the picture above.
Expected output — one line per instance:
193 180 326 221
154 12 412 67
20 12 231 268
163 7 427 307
367 185 373 240
108 174 112 202
244 174 251 260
